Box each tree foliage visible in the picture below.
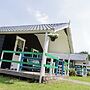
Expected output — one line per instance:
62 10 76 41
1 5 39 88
79 51 90 60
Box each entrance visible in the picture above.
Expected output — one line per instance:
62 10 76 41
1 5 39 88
10 36 26 71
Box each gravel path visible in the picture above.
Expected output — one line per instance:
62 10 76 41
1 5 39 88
62 78 90 86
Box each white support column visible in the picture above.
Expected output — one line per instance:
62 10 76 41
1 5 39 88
62 59 65 76
17 54 22 72
86 66 87 76
82 64 83 76
0 51 4 68
67 55 70 76
39 32 49 83
86 58 88 76
52 62 55 74
49 59 53 77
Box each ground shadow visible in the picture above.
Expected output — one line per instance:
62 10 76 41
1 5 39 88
0 74 39 84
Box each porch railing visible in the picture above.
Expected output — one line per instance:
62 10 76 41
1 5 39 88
0 50 60 69
0 50 69 75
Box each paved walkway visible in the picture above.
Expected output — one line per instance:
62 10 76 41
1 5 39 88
62 78 90 86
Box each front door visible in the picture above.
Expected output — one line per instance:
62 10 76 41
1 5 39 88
10 36 26 71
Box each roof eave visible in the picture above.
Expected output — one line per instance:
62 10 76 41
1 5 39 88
0 29 54 34
54 24 69 32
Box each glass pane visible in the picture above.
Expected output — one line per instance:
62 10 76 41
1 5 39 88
16 39 24 51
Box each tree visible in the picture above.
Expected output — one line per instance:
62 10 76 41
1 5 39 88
79 51 90 61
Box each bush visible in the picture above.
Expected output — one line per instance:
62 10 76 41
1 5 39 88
69 68 76 76
87 72 90 76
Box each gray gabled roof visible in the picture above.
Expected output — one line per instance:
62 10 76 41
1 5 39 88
0 23 69 34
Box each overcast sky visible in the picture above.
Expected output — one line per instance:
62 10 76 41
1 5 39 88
0 0 90 53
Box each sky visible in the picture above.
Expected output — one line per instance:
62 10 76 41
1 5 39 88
0 0 90 53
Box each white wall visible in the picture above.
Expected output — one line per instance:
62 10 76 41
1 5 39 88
35 34 45 50
35 28 73 54
48 29 71 53
75 61 84 65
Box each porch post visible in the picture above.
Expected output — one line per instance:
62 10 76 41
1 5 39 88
62 60 64 76
39 32 49 83
82 64 83 76
49 59 53 77
67 55 70 76
0 51 4 68
52 62 55 74
55 61 59 75
17 53 22 72
85 58 88 76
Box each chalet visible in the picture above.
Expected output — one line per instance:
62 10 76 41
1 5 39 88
51 53 88 76
0 22 73 67
0 22 87 83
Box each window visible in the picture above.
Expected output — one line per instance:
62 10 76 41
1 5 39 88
14 36 26 52
16 39 24 51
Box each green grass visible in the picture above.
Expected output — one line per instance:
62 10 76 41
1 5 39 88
0 75 90 90
70 76 90 82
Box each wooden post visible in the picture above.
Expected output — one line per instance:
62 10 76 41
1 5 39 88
39 32 49 83
0 51 4 68
86 58 88 76
82 64 83 76
86 65 87 76
49 59 53 78
55 61 59 75
67 55 70 76
62 60 64 76
85 66 87 76
52 62 55 74
17 54 22 72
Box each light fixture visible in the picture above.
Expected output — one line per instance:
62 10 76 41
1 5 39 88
48 33 59 41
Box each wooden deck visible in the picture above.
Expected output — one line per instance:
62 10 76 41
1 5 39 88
0 68 67 82
0 68 40 80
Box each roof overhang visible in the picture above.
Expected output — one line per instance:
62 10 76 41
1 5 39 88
50 53 88 61
0 23 69 34
54 24 69 32
0 29 54 34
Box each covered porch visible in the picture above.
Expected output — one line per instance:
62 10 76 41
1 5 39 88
0 50 68 83
0 23 72 83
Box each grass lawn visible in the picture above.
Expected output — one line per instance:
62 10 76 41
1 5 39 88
70 76 90 82
0 75 90 90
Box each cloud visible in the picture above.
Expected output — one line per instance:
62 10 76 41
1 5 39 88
27 7 49 24
27 7 33 14
27 8 49 24
35 10 49 24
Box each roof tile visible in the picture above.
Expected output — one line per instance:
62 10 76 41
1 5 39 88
0 23 69 33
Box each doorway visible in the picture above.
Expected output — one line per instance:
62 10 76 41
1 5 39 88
10 36 26 71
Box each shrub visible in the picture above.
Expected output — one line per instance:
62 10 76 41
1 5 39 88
87 72 90 76
69 68 76 76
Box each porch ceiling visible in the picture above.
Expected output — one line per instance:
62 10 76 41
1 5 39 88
0 23 69 34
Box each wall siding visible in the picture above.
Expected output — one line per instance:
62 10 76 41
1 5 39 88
48 29 71 53
0 35 5 51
